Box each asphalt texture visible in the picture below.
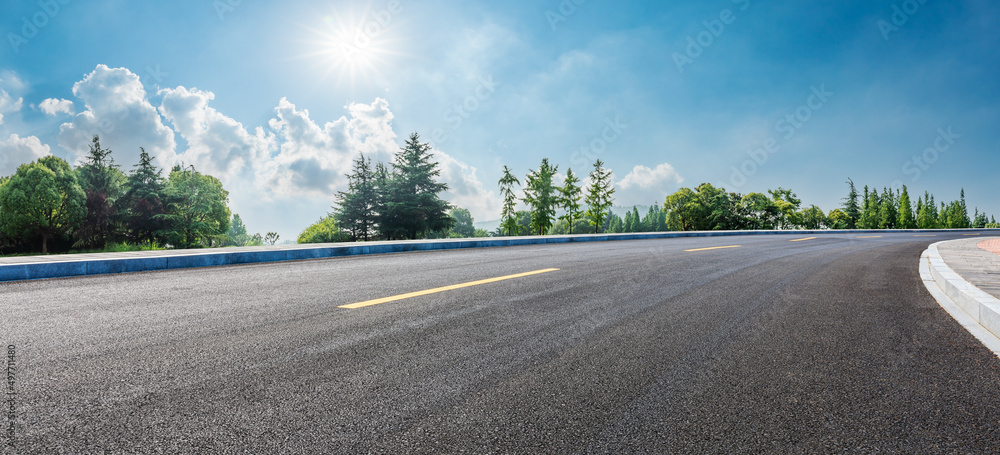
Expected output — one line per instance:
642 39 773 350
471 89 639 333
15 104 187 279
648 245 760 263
2 232 1000 453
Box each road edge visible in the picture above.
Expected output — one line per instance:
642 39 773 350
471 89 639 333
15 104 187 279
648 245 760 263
1 228 997 283
921 242 1000 357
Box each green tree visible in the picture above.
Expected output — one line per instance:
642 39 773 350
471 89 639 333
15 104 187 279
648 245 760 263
0 156 87 253
799 205 827 230
225 213 251 246
75 136 126 248
121 148 166 246
160 165 231 248
606 211 624 233
898 185 916 229
334 154 379 241
298 216 349 243
523 158 559 236
382 133 453 240
768 187 802 229
558 168 583 234
842 178 861 229
877 187 898 229
827 209 852 229
858 186 880 229
449 207 475 238
664 184 740 231
624 207 637 233
584 159 615 233
972 209 989 229
739 192 780 230
264 232 280 245
498 165 521 237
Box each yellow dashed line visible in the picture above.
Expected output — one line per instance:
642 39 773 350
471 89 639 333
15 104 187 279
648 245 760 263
339 268 560 309
684 245 742 252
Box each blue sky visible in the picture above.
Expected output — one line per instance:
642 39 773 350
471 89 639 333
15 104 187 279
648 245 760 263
1 0 997 239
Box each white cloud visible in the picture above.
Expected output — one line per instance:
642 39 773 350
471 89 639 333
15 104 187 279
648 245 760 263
38 98 75 116
434 149 502 222
159 86 275 180
0 89 23 125
0 134 50 176
58 64 176 168
262 97 398 198
615 162 684 206
618 162 683 190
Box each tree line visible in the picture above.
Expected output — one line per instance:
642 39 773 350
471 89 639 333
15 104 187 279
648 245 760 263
302 133 468 243
0 136 276 254
494 158 616 236
655 179 997 232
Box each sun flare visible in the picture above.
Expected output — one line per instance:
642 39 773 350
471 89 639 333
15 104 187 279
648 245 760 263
296 5 407 90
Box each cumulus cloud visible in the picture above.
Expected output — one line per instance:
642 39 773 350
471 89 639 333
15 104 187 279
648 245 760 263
39 98 74 116
0 89 23 125
615 162 684 205
0 134 50 176
159 86 275 180
262 97 398 198
434 149 502 221
617 162 683 190
58 64 176 168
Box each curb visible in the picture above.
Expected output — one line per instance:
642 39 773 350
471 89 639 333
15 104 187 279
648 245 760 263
922 241 1000 356
1 228 996 283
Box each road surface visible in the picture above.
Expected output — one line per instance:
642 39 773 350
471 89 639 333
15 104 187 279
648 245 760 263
3 232 999 453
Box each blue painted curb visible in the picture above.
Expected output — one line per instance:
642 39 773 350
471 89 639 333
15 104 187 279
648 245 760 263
1 229 997 283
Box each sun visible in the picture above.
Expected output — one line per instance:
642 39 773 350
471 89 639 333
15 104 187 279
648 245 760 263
295 5 407 90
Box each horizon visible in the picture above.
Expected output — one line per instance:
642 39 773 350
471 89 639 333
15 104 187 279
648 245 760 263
1 1 997 240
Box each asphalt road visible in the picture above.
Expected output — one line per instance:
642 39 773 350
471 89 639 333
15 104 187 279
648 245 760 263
3 232 1000 453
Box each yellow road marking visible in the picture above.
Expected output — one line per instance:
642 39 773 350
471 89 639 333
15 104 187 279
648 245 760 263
914 235 937 237
339 268 560 309
964 234 981 236
684 245 742 252
857 236 883 239
790 237 817 242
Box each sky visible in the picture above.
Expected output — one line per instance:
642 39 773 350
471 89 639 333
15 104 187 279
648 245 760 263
1 0 998 240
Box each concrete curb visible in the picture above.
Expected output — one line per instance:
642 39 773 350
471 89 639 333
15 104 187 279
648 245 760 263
922 241 1000 357
0 228 996 283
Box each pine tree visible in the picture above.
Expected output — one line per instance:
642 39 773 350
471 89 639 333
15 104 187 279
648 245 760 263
624 208 635 233
522 158 559 236
334 154 379 241
584 159 615 234
858 185 880 229
843 178 861 229
382 133 454 240
76 135 125 248
898 185 915 229
558 168 583 234
373 162 393 239
958 188 971 228
121 147 166 246
498 165 521 236
877 187 898 229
